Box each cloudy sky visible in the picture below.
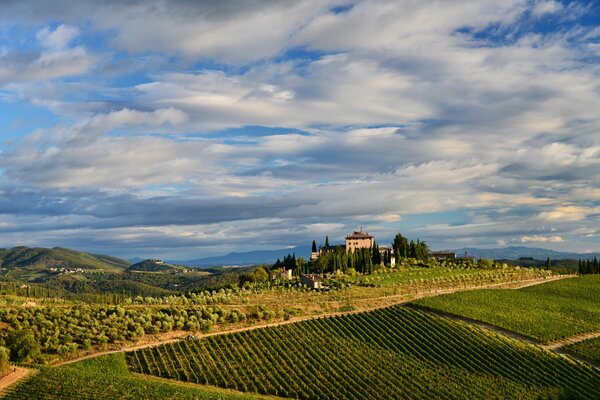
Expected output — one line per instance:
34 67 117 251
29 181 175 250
0 0 599 259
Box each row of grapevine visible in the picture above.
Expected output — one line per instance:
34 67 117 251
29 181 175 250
126 306 600 399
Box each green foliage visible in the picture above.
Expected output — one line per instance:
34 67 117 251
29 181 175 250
414 275 600 342
477 258 494 268
392 233 429 260
0 346 10 373
578 257 600 274
128 306 600 399
5 328 41 362
0 299 274 362
3 353 263 400
564 337 600 364
239 267 269 286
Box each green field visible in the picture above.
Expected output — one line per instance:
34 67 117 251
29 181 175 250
3 354 270 400
413 275 600 342
126 306 600 399
564 336 600 364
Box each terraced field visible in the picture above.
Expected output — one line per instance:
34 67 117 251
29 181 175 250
413 275 600 342
126 306 600 399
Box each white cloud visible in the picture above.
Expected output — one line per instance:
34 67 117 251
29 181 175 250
36 24 79 50
537 205 592 222
521 235 564 243
531 1 563 17
0 24 93 84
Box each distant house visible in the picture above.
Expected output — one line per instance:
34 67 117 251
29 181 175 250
345 228 374 253
273 268 293 280
301 274 323 289
430 251 457 260
379 246 396 267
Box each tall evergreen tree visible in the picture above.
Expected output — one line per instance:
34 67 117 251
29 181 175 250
546 257 551 270
311 240 317 253
325 236 330 249
372 242 381 265
409 240 416 258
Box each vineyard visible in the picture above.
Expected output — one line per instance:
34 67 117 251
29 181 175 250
564 337 600 364
126 306 600 399
344 266 551 288
3 353 269 400
413 275 600 342
0 266 553 363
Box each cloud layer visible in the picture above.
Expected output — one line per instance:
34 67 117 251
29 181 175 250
0 0 599 258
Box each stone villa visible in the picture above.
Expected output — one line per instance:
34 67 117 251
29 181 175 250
345 228 374 253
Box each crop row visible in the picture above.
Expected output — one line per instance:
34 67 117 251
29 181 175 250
127 306 600 399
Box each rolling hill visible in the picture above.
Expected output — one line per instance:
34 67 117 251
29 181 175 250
0 246 131 280
125 259 187 273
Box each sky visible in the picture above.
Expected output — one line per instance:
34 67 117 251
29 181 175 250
0 0 599 259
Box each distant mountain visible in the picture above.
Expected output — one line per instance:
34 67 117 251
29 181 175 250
0 246 131 281
126 259 186 273
451 246 600 261
172 245 311 268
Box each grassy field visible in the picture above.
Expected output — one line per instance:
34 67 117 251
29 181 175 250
563 337 600 364
413 275 600 342
126 306 600 400
3 353 272 400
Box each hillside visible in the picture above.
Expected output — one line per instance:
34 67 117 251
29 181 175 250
125 259 186 273
0 246 130 280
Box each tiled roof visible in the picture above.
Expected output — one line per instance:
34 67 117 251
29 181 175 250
345 231 374 239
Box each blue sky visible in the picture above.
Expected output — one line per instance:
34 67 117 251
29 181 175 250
0 0 599 259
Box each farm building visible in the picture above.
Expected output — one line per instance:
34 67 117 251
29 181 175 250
301 274 323 289
272 268 293 280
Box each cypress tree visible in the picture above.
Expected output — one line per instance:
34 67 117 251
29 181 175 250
546 257 551 270
311 240 317 253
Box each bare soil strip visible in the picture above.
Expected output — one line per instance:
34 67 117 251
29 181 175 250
56 275 569 367
542 331 600 350
0 367 33 396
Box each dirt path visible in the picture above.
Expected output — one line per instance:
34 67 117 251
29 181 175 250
506 274 575 288
0 367 33 396
56 274 568 367
542 331 600 350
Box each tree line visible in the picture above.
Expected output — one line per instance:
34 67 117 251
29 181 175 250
578 257 599 274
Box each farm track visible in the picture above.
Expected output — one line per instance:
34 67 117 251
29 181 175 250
0 367 33 396
543 331 600 350
56 274 571 367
